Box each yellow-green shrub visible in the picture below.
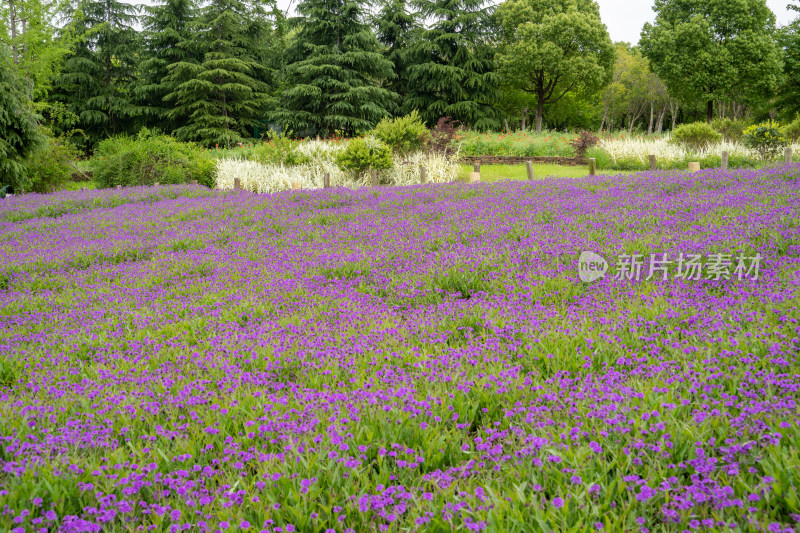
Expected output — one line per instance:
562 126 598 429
743 122 789 161
335 137 393 176
371 111 430 156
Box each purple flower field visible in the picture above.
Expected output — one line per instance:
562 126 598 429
1 166 799 532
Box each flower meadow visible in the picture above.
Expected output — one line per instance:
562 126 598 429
1 165 800 533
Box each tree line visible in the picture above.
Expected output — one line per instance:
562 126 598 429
1 0 799 151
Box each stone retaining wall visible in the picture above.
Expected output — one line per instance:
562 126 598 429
462 156 587 166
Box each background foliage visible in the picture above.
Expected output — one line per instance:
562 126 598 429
2 0 800 191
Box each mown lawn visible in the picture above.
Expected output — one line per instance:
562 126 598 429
457 163 638 182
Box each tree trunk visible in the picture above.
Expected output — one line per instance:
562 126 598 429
504 119 510 134
732 101 746 121
648 103 655 135
706 100 713 123
655 105 667 134
670 102 678 131
535 99 544 133
598 109 607 134
628 111 643 135
521 107 527 132
21 17 27 58
9 0 19 64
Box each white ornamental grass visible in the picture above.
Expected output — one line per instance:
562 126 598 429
388 151 460 185
215 160 321 193
599 137 757 165
294 139 348 161
215 140 461 192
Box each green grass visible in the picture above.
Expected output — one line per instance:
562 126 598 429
458 164 637 182
59 165 629 192
60 180 99 191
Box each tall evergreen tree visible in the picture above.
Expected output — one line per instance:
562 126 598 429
134 0 198 134
374 0 417 108
0 54 44 189
403 0 500 129
50 0 139 148
273 0 397 137
164 0 274 147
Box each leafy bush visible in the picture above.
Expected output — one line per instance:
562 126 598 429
671 122 722 150
371 111 430 156
781 117 800 143
711 118 749 143
335 137 393 176
569 131 600 157
92 129 216 188
23 131 81 193
247 133 311 166
743 122 789 161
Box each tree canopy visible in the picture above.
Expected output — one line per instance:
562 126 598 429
2 0 798 158
0 55 44 189
374 0 417 103
640 0 783 123
777 1 800 119
496 0 614 132
49 0 140 148
272 0 396 137
403 0 500 129
164 0 274 147
134 0 199 134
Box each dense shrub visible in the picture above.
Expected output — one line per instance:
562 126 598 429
91 129 216 188
569 131 600 157
782 117 800 143
743 122 789 161
711 118 749 143
247 134 311 166
371 111 430 156
23 131 81 193
335 137 393 176
671 122 722 150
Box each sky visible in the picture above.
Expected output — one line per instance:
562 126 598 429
133 0 798 44
597 0 797 44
